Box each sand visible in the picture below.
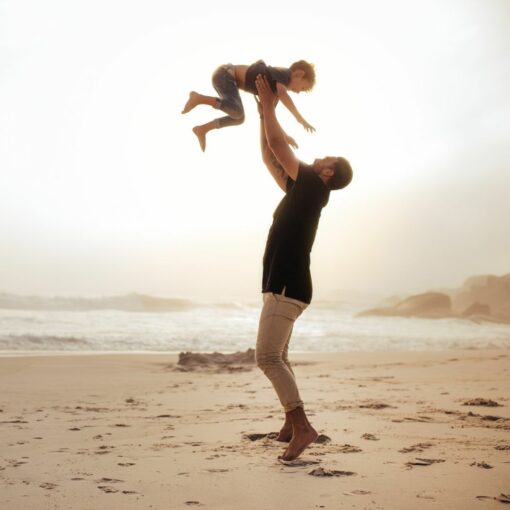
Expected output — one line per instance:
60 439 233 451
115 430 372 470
1 350 509 509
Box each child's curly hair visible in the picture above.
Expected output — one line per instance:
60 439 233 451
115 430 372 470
290 60 316 90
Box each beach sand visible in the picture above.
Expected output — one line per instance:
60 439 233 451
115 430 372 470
1 350 509 509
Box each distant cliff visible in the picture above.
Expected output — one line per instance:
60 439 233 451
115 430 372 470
358 274 510 324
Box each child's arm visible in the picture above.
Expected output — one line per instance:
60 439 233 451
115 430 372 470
276 83 316 133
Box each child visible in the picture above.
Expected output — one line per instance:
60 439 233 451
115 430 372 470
182 59 316 152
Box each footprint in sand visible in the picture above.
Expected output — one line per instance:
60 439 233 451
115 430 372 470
359 401 393 409
400 415 434 422
308 467 356 477
98 486 118 493
405 458 445 468
278 458 320 467
8 459 27 468
416 493 436 500
477 494 510 504
470 461 493 469
95 477 124 484
463 398 501 407
244 432 278 441
40 482 58 490
337 444 362 453
399 442 434 453
95 445 114 454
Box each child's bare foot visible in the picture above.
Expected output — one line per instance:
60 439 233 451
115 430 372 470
279 425 318 461
182 91 200 114
192 126 207 152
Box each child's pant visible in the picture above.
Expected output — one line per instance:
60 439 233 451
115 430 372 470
212 63 245 128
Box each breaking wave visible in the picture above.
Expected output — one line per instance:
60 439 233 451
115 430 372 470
0 292 205 312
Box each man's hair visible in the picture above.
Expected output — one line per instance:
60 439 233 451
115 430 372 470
328 157 353 190
290 60 316 89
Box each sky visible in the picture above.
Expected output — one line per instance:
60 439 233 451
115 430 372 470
1 0 509 301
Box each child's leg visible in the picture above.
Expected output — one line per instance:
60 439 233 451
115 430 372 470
181 91 218 114
192 122 215 152
189 65 245 151
181 64 244 119
211 64 245 126
182 64 244 151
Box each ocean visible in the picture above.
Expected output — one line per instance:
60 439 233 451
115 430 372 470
1 293 509 354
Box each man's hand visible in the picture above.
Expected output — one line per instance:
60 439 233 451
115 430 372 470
256 74 277 110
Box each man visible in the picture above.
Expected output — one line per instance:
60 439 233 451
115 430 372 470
255 74 353 461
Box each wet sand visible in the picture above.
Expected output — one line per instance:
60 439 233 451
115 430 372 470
1 350 509 509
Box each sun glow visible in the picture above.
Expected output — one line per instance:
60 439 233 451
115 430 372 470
1 0 509 298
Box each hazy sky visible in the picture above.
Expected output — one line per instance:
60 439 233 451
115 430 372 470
1 0 509 300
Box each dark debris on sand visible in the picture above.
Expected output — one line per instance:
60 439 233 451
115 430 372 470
470 461 493 469
175 349 255 373
244 432 278 441
463 398 501 407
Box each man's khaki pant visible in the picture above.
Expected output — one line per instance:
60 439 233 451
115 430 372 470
255 292 308 412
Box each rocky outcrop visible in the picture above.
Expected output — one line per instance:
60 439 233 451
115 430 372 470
461 302 491 317
359 274 510 324
452 274 510 322
358 292 452 318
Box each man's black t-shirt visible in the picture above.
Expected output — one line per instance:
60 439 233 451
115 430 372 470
262 163 330 304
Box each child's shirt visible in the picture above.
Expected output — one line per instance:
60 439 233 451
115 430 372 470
244 60 291 95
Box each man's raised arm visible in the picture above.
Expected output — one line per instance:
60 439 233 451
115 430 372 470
256 98 288 192
256 75 300 182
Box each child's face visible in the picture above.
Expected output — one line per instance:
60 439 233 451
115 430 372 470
289 72 312 93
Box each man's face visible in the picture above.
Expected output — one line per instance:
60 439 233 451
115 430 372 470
313 156 337 172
